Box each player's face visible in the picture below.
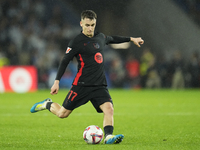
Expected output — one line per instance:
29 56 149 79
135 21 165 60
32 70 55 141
80 18 96 38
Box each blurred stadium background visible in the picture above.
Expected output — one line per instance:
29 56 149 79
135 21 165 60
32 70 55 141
0 0 200 93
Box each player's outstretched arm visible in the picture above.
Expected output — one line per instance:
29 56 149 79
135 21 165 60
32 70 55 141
130 37 144 47
50 80 60 95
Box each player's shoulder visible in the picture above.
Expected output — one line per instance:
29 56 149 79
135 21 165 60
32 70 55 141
96 32 106 38
94 32 107 41
67 32 84 47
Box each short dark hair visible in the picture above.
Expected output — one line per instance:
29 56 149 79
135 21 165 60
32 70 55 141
81 10 97 20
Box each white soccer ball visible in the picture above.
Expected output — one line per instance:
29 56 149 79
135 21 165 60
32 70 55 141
83 125 104 144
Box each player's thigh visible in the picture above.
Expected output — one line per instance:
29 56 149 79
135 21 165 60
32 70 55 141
62 86 90 111
90 86 113 113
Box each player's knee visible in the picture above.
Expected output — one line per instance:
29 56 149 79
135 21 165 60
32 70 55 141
100 102 114 116
57 112 70 119
109 106 114 115
57 107 72 118
104 105 114 116
57 113 69 119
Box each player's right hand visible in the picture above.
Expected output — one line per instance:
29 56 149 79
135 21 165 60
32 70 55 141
50 80 60 95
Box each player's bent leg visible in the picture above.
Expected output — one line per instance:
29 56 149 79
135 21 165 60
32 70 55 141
50 105 72 118
30 98 52 113
30 98 72 118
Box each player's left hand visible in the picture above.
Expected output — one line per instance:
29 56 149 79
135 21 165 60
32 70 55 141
130 37 144 47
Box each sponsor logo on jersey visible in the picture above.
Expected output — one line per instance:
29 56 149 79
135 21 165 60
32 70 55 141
94 52 103 64
66 47 72 53
93 43 100 49
84 41 90 46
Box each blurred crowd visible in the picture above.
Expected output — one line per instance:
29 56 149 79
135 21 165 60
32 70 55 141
173 0 200 25
0 0 200 89
0 0 79 88
103 46 200 89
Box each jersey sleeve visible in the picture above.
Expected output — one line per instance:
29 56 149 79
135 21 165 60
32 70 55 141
105 35 130 44
55 40 79 80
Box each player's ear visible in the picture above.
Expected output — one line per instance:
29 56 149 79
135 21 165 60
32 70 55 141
80 21 82 27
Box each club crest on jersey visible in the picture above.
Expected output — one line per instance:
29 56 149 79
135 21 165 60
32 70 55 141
94 52 103 64
93 43 100 49
66 47 72 53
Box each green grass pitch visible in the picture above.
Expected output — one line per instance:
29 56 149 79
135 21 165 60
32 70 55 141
0 89 200 150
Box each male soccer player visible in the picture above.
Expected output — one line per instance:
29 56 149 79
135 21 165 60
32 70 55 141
30 10 144 144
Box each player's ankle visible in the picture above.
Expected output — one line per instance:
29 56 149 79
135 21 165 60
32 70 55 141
46 102 53 111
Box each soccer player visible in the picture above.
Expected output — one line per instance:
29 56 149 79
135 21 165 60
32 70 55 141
30 10 144 144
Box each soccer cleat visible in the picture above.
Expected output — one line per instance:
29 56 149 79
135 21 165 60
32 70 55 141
104 134 124 144
30 98 52 113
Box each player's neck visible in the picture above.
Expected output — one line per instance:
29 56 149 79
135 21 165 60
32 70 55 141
82 31 94 38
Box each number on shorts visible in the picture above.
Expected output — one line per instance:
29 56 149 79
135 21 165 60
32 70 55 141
68 90 77 101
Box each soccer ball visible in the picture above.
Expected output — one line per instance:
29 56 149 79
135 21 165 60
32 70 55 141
83 125 103 144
